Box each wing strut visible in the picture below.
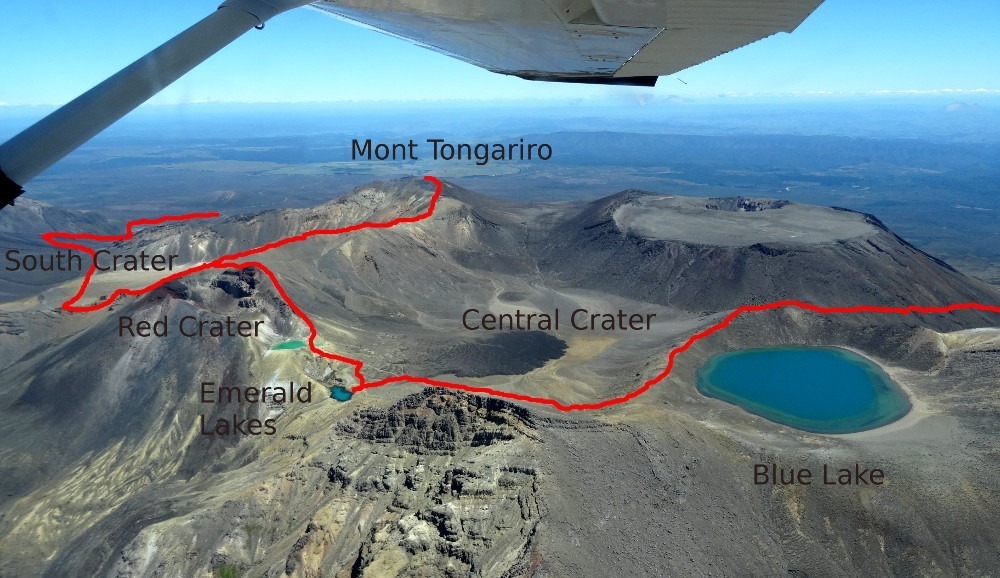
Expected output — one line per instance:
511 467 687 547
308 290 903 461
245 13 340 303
0 0 311 210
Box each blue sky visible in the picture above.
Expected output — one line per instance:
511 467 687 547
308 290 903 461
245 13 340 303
1 0 999 106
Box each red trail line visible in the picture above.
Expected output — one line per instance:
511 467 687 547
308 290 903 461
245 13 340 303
42 176 1000 412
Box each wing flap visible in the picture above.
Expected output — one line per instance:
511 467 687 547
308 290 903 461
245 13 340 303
309 0 823 83
311 1 657 77
615 0 824 77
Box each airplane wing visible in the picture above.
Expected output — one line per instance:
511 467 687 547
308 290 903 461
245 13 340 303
309 0 825 86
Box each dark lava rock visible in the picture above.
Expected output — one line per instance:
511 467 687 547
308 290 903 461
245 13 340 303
211 268 259 299
704 197 790 212
338 389 531 454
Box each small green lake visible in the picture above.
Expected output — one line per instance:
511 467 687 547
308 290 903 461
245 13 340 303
330 385 353 402
271 340 307 351
696 347 910 434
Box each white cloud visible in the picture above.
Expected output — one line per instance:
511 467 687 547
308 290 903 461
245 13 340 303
866 88 1000 95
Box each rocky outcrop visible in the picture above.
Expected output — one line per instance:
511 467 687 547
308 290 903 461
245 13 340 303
211 267 259 298
339 389 531 454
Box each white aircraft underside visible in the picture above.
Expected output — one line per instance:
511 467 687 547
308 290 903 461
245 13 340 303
310 0 824 85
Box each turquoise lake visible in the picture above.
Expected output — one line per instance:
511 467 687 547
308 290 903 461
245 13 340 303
271 340 307 351
696 347 910 434
330 386 353 402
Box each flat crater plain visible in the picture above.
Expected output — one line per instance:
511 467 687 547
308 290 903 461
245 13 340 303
424 331 568 378
614 195 875 246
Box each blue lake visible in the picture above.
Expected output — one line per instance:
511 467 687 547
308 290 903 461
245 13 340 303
696 347 910 434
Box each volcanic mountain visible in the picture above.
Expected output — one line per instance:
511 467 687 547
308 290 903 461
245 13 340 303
0 199 113 302
0 178 998 576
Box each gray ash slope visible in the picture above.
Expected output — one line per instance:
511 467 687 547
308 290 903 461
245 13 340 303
0 178 998 577
0 199 114 301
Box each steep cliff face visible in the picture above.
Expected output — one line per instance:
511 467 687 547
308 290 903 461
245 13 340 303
92 390 543 578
